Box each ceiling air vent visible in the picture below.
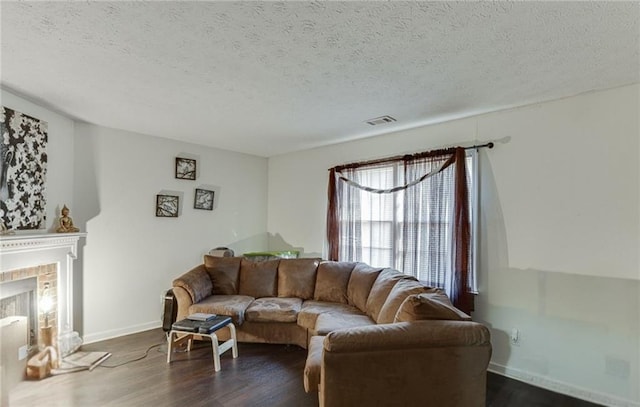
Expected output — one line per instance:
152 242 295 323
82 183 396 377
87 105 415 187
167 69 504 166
365 115 397 126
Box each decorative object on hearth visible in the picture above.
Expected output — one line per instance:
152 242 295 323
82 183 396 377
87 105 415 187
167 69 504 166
55 205 80 233
194 188 214 210
57 330 83 358
1 106 48 230
26 282 61 379
156 194 179 217
175 157 196 180
40 282 54 330
39 283 59 367
26 346 59 379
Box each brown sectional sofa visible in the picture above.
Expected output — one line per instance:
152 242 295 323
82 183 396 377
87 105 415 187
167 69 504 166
172 256 492 407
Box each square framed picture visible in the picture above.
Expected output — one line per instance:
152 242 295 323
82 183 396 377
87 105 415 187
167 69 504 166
194 188 215 211
175 157 196 180
156 194 179 217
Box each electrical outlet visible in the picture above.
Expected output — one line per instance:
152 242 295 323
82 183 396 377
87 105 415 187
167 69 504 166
510 328 520 346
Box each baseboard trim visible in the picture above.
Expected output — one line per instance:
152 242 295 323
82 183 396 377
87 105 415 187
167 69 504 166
488 362 639 407
82 321 162 345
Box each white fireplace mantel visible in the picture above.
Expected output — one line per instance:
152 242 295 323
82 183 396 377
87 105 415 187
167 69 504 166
1 231 86 334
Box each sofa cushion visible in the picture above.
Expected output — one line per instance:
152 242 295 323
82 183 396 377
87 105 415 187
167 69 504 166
245 297 303 323
395 291 472 322
188 294 254 325
172 266 212 303
314 261 356 304
314 312 375 336
238 259 280 298
304 336 325 393
297 300 363 331
347 263 383 312
203 255 242 295
277 258 320 300
365 268 415 322
376 279 429 324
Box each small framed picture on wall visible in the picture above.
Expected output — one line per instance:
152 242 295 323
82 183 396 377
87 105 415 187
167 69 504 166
175 157 196 180
156 194 179 217
194 188 214 211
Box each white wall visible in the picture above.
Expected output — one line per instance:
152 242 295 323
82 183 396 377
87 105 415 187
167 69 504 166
73 123 268 343
474 85 639 407
1 89 75 229
267 84 640 406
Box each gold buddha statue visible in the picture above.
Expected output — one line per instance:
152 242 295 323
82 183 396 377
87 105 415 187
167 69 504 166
56 205 79 233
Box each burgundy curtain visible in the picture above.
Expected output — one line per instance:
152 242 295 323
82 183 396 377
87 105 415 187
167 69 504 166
450 148 473 313
326 168 339 261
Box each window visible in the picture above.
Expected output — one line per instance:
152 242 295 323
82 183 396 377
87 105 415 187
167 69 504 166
327 148 476 295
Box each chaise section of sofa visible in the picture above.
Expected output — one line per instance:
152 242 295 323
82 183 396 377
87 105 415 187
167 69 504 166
313 321 491 407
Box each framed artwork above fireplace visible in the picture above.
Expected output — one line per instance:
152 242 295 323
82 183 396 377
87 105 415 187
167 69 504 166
1 106 48 230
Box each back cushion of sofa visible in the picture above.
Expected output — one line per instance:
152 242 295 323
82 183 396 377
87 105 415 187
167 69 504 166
203 255 242 295
277 258 321 299
376 279 429 324
347 263 383 312
238 258 280 298
394 290 472 322
365 268 415 321
314 261 357 304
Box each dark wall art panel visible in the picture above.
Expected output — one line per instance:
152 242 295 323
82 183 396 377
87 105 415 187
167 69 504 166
1 106 48 230
156 194 179 217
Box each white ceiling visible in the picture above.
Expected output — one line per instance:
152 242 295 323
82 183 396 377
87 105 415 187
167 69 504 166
1 1 638 157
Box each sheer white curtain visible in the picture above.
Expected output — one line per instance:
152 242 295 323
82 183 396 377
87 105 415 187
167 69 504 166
334 156 455 282
327 148 473 313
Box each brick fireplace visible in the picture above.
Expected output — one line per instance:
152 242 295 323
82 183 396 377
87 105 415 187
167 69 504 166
0 264 57 349
0 232 86 338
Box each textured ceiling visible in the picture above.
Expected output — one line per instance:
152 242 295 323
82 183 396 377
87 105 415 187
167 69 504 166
1 1 638 157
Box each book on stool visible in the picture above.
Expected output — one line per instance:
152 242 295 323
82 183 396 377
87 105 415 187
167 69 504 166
172 315 231 334
187 313 216 322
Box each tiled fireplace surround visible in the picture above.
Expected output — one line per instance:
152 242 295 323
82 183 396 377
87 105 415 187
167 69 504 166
0 232 86 343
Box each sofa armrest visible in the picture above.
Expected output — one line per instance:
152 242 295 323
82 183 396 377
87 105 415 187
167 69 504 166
172 286 193 322
172 264 212 303
320 321 491 407
172 264 212 321
324 320 490 352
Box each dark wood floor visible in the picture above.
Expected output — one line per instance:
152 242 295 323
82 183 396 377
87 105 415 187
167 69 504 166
486 371 601 407
11 328 602 407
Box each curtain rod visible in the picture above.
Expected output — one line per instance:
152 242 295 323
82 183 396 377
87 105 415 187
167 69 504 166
330 142 494 172
465 142 494 150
